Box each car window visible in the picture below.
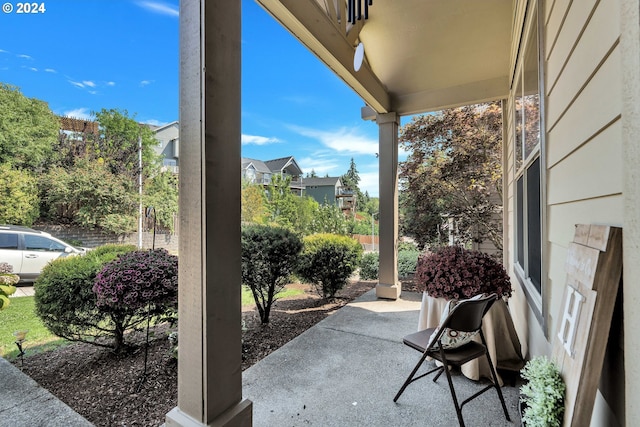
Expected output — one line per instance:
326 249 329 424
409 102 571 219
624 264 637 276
24 235 67 252
0 233 19 249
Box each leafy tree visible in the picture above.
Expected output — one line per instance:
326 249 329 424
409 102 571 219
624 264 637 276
310 203 349 235
0 164 40 226
40 160 138 233
399 102 503 250
91 109 161 180
144 171 179 232
241 181 267 224
265 174 319 233
241 225 303 324
0 83 60 171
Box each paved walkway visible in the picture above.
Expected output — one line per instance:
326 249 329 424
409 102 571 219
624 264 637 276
2 288 522 426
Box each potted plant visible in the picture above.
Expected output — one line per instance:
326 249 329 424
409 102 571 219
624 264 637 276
519 356 566 427
415 245 512 300
0 262 19 310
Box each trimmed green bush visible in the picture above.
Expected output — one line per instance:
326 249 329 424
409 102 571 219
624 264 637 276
360 252 379 280
398 249 419 278
34 244 136 349
241 225 303 324
297 233 363 298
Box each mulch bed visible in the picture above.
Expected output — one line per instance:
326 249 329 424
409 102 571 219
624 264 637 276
13 279 417 427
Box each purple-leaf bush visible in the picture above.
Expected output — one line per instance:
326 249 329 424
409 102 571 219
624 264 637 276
94 249 178 311
416 246 512 300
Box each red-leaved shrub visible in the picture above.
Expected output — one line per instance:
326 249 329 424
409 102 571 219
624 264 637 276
416 246 511 300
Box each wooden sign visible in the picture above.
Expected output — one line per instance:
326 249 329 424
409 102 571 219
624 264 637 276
552 224 622 427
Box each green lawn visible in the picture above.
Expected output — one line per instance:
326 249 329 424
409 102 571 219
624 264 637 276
0 296 68 359
241 285 305 307
1 286 304 359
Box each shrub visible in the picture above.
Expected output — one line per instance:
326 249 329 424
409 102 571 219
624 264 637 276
241 225 303 324
34 244 136 348
0 262 18 310
93 249 178 351
297 233 363 298
360 252 379 280
416 245 511 300
398 249 420 278
520 356 565 427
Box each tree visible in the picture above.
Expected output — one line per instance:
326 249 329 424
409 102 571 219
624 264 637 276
0 164 40 226
91 109 161 180
241 181 267 224
0 83 59 171
241 225 302 324
144 171 179 232
39 160 138 234
399 102 503 250
341 157 365 210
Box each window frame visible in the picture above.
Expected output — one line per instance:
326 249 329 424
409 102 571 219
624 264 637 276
512 0 546 328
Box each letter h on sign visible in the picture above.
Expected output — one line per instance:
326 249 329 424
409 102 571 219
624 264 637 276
557 286 585 357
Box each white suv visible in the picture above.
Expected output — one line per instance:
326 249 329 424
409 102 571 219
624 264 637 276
0 225 86 283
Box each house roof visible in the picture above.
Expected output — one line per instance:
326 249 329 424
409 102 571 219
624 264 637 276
303 177 341 187
242 157 272 174
149 121 179 133
256 0 513 116
264 156 303 176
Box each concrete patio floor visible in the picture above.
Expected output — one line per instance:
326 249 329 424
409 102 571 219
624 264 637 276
243 289 522 427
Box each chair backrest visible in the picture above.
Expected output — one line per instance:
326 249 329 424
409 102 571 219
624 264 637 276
441 293 498 334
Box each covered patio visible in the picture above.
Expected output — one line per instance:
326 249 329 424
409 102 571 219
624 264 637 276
166 1 521 426
242 289 522 426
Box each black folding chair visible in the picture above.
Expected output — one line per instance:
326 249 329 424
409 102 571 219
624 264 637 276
393 293 511 427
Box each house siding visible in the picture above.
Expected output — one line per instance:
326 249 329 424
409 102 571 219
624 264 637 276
507 0 626 424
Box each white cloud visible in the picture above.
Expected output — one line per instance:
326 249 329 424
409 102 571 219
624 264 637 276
140 80 152 87
288 125 378 155
137 1 179 17
83 80 96 87
62 108 93 120
17 54 32 59
0 49 9 54
45 68 56 73
28 67 37 72
106 81 116 86
69 81 84 88
241 134 281 145
358 171 379 198
297 156 340 176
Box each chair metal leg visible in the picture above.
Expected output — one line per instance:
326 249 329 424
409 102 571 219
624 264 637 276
394 351 442 402
483 345 511 422
439 347 466 427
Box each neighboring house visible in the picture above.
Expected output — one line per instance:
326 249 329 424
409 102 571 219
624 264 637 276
241 157 272 185
303 176 356 214
59 115 98 135
242 156 305 195
263 156 304 196
149 121 179 174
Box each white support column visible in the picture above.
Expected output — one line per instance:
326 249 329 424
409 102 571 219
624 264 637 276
621 0 640 423
376 112 400 300
166 1 252 426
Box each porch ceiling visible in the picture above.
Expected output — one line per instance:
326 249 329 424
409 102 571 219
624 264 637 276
256 0 514 116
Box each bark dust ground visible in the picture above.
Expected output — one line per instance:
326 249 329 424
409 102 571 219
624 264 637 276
13 279 419 426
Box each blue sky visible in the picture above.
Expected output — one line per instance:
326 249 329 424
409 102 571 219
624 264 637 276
0 0 409 197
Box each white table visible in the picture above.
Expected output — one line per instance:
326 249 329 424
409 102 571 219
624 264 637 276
418 292 524 386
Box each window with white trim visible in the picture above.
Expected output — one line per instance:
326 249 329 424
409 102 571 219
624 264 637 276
514 5 543 297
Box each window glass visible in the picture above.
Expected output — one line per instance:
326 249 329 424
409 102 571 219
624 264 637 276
24 235 66 252
527 158 542 292
0 233 19 249
514 78 523 172
523 21 540 160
